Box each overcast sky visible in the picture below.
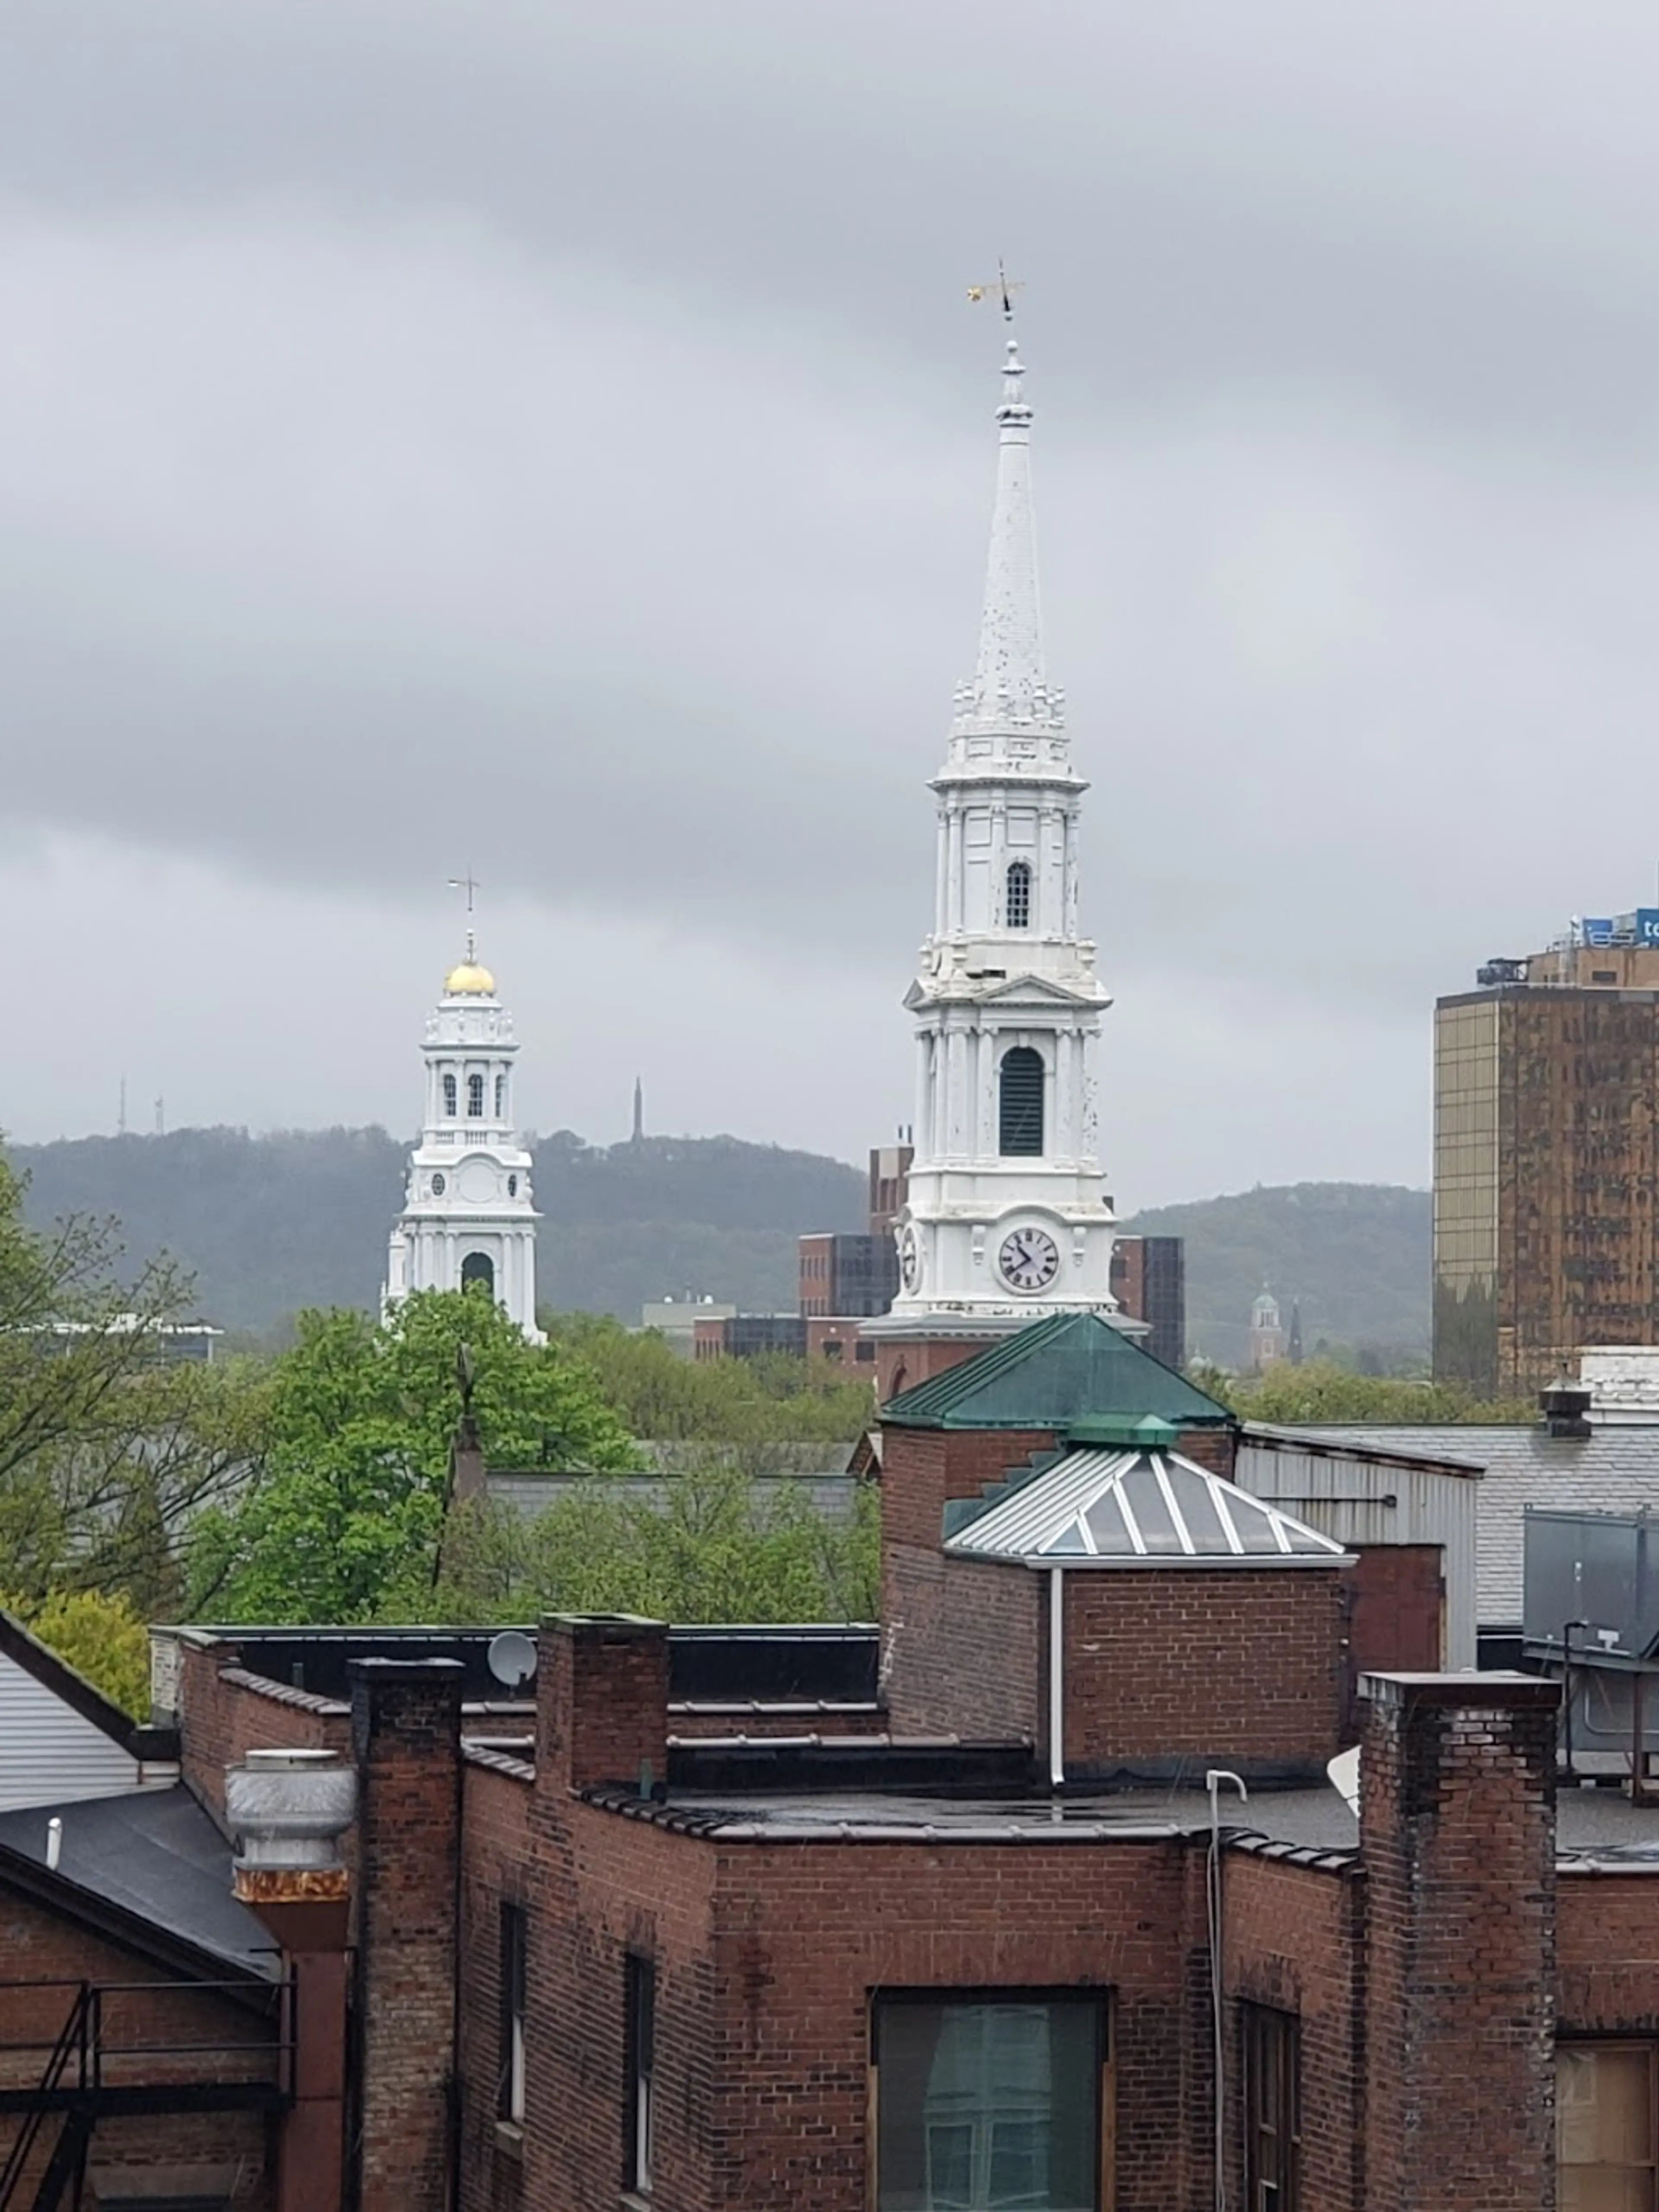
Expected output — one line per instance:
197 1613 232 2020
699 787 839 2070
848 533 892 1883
6 0 1659 1205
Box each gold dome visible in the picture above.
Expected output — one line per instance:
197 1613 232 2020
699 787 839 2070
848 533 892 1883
443 960 497 996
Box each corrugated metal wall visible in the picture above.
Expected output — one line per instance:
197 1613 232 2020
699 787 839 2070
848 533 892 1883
0 1654 142 1810
1233 1438 1479 1670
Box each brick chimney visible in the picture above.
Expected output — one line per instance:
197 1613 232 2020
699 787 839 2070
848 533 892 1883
1359 1670 1559 2209
350 1658 464 2212
536 1616 669 1796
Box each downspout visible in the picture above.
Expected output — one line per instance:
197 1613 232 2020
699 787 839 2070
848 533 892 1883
1206 1768 1249 2212
1048 1566 1065 1789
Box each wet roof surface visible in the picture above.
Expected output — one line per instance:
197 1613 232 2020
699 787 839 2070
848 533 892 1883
644 1779 1659 1858
0 1784 274 1976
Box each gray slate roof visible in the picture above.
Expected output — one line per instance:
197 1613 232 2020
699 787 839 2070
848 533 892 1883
947 1447 1350 1566
1299 1423 1659 1628
0 1784 274 1977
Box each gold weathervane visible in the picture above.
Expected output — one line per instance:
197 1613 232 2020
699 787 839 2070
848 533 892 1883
967 262 1024 321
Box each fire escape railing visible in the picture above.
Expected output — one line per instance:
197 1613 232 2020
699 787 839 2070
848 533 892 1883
0 1978 292 2212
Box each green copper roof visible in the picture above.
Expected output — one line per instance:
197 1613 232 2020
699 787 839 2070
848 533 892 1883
882 1311 1233 1433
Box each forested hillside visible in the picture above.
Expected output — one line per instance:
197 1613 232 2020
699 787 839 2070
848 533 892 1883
13 1133 1430 1362
13 1127 865 1332
1120 1182 1430 1370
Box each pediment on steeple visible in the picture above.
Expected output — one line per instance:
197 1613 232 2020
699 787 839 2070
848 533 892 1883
906 969 1109 1013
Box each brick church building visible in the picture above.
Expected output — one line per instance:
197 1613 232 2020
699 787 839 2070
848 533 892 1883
2 1313 1657 2212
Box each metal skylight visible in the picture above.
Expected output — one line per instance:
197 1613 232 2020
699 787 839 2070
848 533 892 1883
945 1448 1351 1567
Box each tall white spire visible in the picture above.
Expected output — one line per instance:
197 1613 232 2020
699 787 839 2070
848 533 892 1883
953 338 1065 747
866 306 1121 1340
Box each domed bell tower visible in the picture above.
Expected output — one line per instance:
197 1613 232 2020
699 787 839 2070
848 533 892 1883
384 936 543 1344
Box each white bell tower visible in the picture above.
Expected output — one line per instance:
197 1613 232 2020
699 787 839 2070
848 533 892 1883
880 323 1119 1329
384 929 543 1345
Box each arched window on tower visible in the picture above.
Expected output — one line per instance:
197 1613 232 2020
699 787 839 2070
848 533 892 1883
999 1046 1045 1156
494 1073 506 1117
467 1073 485 1118
442 1073 458 1117
1006 858 1032 929
461 1251 496 1298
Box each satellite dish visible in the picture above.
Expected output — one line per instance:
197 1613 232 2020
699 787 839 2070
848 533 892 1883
1327 1744 1361 1818
487 1630 537 1692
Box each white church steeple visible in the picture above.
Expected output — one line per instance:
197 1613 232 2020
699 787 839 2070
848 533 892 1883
879 317 1120 1329
384 922 543 1344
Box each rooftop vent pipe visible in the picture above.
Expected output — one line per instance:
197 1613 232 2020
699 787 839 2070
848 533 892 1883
1540 1380 1593 1440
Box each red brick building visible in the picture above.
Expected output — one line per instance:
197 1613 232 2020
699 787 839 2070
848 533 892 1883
5 1318 1659 2211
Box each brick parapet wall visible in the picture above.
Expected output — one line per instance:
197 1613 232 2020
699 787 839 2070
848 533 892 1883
1062 1567 1349 1777
1359 1673 1559 2211
176 1643 348 1816
881 1550 1041 1744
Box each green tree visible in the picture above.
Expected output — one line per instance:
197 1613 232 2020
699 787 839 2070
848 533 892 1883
0 1146 257 1610
412 1461 880 1627
545 1314 874 1451
1217 1358 1531 1426
189 1289 639 1623
2 1589 152 1719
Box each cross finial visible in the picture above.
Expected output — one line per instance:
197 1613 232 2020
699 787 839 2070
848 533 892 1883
446 870 481 963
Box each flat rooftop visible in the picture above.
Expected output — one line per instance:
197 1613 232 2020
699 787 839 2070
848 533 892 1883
589 1776 1659 1862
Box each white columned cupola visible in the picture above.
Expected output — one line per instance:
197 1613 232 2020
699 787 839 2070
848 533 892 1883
877 328 1121 1330
383 938 543 1344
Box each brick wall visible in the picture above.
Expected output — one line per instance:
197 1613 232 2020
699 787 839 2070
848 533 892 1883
0 1888 276 2212
457 1758 533 2212
881 1550 1042 1743
1062 1567 1349 1779
702 1833 1194 2211
1560 1872 1659 2031
1359 1671 1559 2211
176 1642 348 1816
537 1617 670 1795
880 1426 1057 1551
1224 1848 1364 2211
351 1659 464 2212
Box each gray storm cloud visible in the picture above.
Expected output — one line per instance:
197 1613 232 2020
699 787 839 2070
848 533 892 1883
3 0 1659 1197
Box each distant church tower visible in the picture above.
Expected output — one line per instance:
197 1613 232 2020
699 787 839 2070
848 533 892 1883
876 325 1119 1337
384 937 543 1344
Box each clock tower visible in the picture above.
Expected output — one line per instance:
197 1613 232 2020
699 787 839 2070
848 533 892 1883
383 939 543 1343
870 325 1122 1358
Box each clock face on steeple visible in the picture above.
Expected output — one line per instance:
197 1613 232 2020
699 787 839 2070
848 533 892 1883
998 1225 1061 1293
898 1225 920 1294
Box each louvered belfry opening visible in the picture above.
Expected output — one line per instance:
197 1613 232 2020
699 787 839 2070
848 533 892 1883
999 1047 1045 1156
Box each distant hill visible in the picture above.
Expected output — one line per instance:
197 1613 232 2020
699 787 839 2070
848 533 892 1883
1120 1182 1430 1370
12 1133 1429 1363
11 1127 866 1334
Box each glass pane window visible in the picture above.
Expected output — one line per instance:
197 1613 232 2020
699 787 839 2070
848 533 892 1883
1006 861 1032 930
467 1073 486 1117
498 1904 526 2124
875 1996 1102 2212
442 1073 458 1117
1242 2005 1300 2211
626 1955 656 2195
1560 2046 1658 2212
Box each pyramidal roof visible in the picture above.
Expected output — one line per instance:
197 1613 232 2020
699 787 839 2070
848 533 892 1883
946 1446 1350 1568
882 1311 1232 1434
